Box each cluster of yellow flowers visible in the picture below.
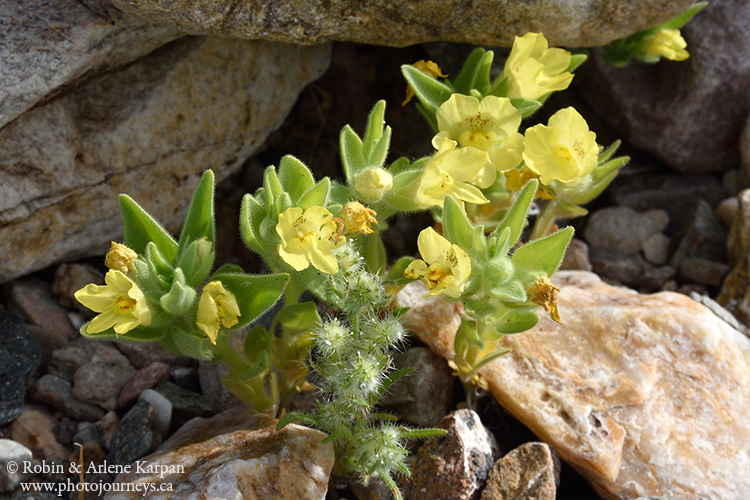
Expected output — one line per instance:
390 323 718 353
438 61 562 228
410 33 599 216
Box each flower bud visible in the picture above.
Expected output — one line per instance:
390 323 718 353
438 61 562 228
354 168 393 202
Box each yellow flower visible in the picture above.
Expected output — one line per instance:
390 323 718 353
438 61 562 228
75 270 152 335
276 206 344 274
433 94 524 188
196 281 241 344
403 60 447 105
404 227 471 298
522 107 598 185
338 201 378 235
412 138 489 209
636 29 689 62
503 33 573 101
354 167 393 202
104 242 138 275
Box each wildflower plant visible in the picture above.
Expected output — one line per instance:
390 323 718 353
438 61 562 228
73 25 700 499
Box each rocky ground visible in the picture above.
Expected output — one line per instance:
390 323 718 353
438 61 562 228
2 0 750 499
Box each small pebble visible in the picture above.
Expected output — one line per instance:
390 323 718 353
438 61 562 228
6 278 76 341
641 233 671 266
559 238 592 272
155 382 215 432
10 406 68 461
138 389 172 435
678 258 730 287
95 411 119 451
118 361 170 408
52 263 104 312
0 439 33 493
108 401 154 467
29 375 105 421
73 350 136 411
715 197 739 229
480 442 560 500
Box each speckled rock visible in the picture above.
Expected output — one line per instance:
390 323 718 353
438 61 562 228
110 0 693 48
103 407 334 500
480 442 560 500
153 381 214 432
118 362 170 408
115 343 184 370
717 255 750 327
6 278 76 342
584 207 669 252
50 338 125 382
406 409 498 500
73 346 136 411
52 263 105 313
29 375 105 422
560 238 593 272
0 312 40 426
578 0 750 174
395 273 750 500
108 401 155 467
0 35 330 283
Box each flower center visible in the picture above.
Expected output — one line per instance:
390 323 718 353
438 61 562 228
425 264 449 289
295 231 317 242
114 294 137 314
459 130 497 151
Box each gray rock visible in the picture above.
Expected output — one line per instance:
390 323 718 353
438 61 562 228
110 0 694 48
407 409 498 500
154 381 214 432
0 0 181 129
6 278 76 342
74 422 103 449
578 0 750 174
0 439 32 493
108 401 154 466
72 347 136 411
198 360 243 412
608 172 726 234
0 35 331 283
52 263 105 313
589 247 644 286
677 258 730 287
741 115 750 188
137 389 172 435
480 442 560 500
670 200 728 268
103 407 334 500
635 265 676 291
167 366 200 393
584 207 669 252
728 189 750 265
49 338 121 382
559 237 593 272
0 312 41 426
118 362 170 408
380 347 454 427
114 343 184 370
29 375 105 421
95 411 120 451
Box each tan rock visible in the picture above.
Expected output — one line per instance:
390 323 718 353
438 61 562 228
727 189 750 266
480 442 559 500
110 0 694 48
10 405 70 461
395 272 750 500
0 36 330 283
104 407 334 500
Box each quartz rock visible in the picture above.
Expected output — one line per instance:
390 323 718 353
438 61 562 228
406 409 498 500
103 407 334 500
110 0 693 48
395 273 750 500
0 35 330 283
480 442 560 500
0 439 32 493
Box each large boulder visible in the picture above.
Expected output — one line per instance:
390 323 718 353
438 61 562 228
395 272 750 500
109 0 694 48
0 33 330 282
577 0 750 174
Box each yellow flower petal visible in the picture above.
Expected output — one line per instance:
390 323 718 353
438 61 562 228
637 29 689 62
74 270 151 335
104 242 138 275
408 227 471 298
276 206 344 274
196 281 241 344
504 33 573 101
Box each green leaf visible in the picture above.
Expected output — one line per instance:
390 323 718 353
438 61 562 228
452 47 487 94
366 126 391 169
509 98 542 118
493 309 539 336
661 2 708 30
387 156 412 174
598 140 621 164
213 272 289 329
279 302 321 335
340 125 365 183
79 323 165 343
278 156 315 204
398 428 448 439
566 52 589 73
276 411 316 431
474 50 494 94
359 233 387 274
119 194 178 261
490 279 527 303
495 179 537 246
362 100 386 159
471 347 511 371
170 328 215 360
415 101 439 131
297 178 331 209
401 65 453 114
512 226 574 276
443 196 475 251
176 237 215 288
239 194 265 255
177 170 215 258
